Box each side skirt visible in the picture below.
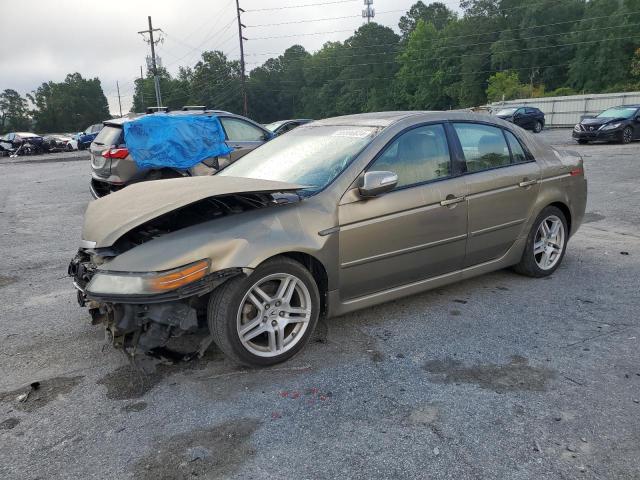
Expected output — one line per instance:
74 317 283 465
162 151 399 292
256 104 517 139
327 237 526 317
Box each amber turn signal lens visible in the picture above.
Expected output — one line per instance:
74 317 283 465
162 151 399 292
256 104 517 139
149 260 210 291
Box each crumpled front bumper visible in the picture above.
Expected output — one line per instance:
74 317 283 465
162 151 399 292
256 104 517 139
68 249 242 353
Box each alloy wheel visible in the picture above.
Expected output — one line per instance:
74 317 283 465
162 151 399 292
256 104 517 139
533 215 565 270
623 127 633 144
236 273 312 357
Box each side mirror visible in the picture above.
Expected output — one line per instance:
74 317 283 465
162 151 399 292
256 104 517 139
359 171 398 198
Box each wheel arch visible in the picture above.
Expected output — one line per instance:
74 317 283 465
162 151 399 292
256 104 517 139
548 201 572 234
258 251 330 317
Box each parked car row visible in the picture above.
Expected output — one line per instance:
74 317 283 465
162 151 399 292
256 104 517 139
492 103 640 145
0 123 104 157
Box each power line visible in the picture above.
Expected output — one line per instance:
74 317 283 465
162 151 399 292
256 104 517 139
245 9 406 28
245 9 640 54
244 20 640 67
244 0 358 12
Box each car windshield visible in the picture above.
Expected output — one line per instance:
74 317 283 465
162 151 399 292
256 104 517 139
597 107 637 119
264 121 287 132
495 108 518 116
219 125 378 195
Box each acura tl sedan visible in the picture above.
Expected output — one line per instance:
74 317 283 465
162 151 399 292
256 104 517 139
69 111 587 367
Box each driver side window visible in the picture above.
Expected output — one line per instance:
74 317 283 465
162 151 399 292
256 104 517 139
369 124 451 189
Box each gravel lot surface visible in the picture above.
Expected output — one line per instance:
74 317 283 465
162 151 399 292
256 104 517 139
0 129 638 479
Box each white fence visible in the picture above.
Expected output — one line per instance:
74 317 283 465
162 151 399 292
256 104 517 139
488 91 640 127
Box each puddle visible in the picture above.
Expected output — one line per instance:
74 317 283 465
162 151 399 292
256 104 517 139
122 401 148 413
423 356 555 393
0 275 17 288
0 376 83 412
582 212 606 224
132 418 259 480
0 418 19 430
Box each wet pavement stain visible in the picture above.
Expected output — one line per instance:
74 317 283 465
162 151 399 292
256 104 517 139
133 418 259 480
0 376 83 413
423 356 555 393
0 275 17 288
450 309 462 316
97 349 223 401
0 418 19 430
583 212 606 224
121 401 148 413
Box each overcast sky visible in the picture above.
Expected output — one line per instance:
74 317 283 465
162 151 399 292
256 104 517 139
0 0 460 116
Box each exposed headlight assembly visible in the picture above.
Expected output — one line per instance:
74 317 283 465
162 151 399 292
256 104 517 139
86 259 210 295
600 122 622 131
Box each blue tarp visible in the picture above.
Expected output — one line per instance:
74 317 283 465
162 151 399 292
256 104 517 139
123 114 232 170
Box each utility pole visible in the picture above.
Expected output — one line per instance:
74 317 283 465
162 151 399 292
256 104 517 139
138 16 163 107
235 0 248 116
139 65 145 109
362 0 375 23
116 81 123 117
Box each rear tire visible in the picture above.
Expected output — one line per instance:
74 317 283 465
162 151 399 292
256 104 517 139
514 206 568 278
533 121 543 133
208 257 320 367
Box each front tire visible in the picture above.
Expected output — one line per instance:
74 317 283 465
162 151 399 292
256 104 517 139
514 206 568 278
208 257 320 367
577 139 588 145
621 126 633 144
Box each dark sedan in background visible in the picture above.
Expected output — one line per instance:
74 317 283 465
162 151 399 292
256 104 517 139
265 119 313 136
573 105 640 144
0 132 44 155
494 106 545 133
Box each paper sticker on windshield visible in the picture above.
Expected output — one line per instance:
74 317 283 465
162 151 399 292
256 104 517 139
331 129 372 138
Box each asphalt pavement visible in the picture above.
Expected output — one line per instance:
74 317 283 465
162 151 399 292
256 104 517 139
0 129 638 479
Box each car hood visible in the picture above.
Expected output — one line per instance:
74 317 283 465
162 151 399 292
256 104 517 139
580 116 625 127
82 176 303 248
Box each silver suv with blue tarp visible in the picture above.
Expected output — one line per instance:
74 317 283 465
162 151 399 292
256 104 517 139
89 107 274 198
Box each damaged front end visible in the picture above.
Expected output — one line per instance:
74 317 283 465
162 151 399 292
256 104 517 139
69 248 241 355
69 176 304 358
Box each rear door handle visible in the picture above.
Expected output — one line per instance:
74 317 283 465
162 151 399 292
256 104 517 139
440 196 465 207
519 179 538 188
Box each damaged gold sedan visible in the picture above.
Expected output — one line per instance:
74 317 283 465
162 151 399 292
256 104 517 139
69 112 587 367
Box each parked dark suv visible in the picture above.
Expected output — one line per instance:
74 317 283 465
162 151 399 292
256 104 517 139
495 106 545 133
89 108 274 198
572 105 640 144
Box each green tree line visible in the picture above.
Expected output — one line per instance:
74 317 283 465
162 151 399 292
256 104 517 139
4 0 640 133
132 0 640 122
0 73 110 134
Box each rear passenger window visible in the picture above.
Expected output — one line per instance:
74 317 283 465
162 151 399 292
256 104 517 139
370 124 451 188
453 123 510 172
505 130 527 163
220 117 265 141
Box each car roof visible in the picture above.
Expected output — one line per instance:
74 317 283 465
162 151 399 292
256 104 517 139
311 111 514 128
103 109 235 127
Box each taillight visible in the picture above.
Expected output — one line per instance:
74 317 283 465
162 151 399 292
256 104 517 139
569 167 583 176
102 147 129 159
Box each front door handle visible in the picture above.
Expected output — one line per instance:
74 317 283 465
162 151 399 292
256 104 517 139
440 196 465 207
519 179 538 188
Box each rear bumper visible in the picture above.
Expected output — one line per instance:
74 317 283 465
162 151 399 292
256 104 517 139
90 178 125 198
